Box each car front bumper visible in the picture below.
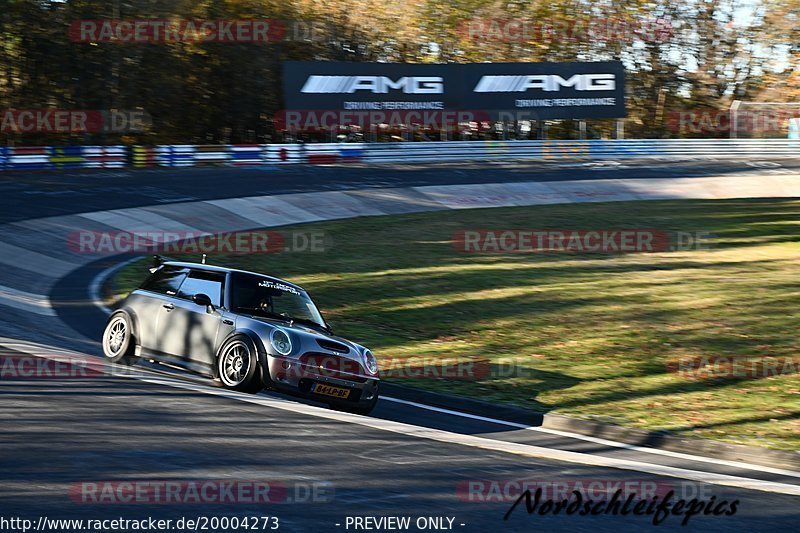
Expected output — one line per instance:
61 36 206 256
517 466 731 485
265 354 380 406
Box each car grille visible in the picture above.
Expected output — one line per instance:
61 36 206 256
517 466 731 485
298 352 368 383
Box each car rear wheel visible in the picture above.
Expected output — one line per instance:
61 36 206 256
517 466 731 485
217 335 262 393
102 312 137 365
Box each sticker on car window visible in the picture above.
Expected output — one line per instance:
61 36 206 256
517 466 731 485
258 280 300 295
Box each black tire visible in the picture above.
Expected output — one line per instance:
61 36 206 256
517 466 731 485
217 334 263 393
101 312 138 365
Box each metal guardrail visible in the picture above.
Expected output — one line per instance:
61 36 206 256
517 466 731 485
0 139 797 171
357 139 800 163
0 146 126 171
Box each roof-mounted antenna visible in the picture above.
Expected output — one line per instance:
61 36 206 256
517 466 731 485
201 253 207 264
149 254 164 273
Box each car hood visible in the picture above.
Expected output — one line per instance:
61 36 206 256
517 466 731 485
245 315 363 359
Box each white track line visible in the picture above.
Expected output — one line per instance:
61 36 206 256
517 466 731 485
2 338 800 497
0 285 56 316
89 257 143 314
382 397 800 480
126 373 800 497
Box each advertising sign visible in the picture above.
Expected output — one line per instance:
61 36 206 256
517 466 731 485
283 61 626 121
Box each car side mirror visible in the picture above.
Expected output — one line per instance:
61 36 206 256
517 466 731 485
192 293 213 310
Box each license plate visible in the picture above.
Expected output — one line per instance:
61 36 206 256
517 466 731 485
311 383 351 399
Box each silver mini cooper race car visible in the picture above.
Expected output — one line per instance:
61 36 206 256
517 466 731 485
102 260 380 415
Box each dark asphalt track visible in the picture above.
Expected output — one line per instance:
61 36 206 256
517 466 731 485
1 352 799 532
1 158 798 223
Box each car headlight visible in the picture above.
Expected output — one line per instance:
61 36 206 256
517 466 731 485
270 328 292 356
362 348 378 375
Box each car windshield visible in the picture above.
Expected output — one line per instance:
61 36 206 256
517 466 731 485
229 272 326 329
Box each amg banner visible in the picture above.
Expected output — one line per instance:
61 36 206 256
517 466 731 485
283 62 460 112
462 61 625 120
282 61 626 121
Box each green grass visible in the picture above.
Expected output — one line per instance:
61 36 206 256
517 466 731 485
113 199 800 451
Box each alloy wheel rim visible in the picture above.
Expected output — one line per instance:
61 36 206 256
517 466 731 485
221 341 250 386
105 318 126 357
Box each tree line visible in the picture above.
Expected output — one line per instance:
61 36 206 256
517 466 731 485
0 0 797 144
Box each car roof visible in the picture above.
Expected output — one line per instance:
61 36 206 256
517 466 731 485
162 261 306 292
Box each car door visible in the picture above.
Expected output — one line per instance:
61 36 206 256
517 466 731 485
156 268 227 366
133 265 189 352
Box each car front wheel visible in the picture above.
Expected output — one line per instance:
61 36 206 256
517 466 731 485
101 312 138 365
217 335 262 393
